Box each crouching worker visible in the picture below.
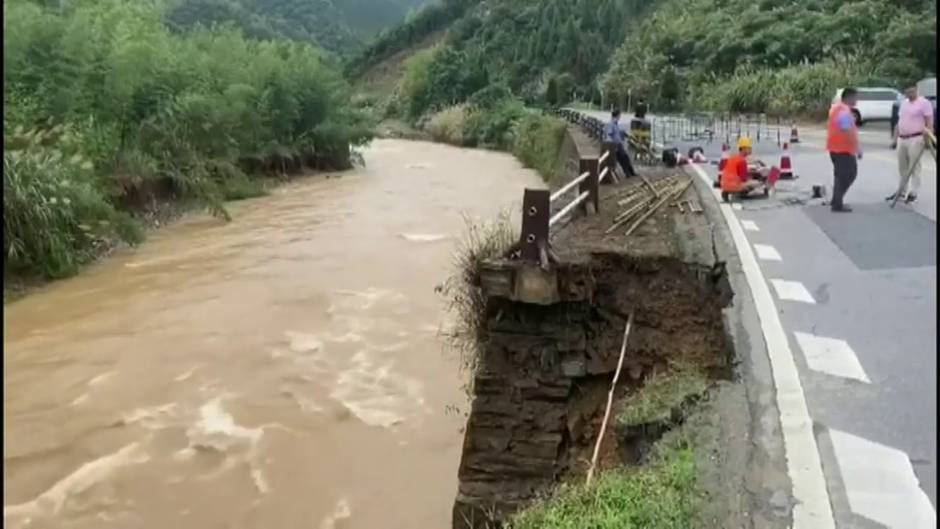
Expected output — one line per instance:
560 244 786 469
721 137 762 201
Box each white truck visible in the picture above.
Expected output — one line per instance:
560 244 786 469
833 87 903 126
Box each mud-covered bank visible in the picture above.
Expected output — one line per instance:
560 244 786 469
451 168 733 526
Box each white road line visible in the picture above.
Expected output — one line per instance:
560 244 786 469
793 332 870 383
829 429 936 528
770 279 817 304
689 164 835 529
754 244 782 261
732 203 743 210
741 220 760 232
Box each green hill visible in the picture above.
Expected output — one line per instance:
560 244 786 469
353 0 936 117
165 0 431 53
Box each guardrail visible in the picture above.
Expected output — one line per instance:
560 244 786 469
516 107 762 268
652 112 787 147
515 155 601 267
554 107 791 150
553 108 654 167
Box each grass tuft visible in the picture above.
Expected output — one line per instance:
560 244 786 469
508 437 698 529
511 112 566 183
425 104 469 145
617 365 710 428
437 211 517 388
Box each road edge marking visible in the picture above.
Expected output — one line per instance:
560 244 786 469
793 332 870 384
769 279 817 304
754 243 783 261
690 163 836 528
829 428 936 527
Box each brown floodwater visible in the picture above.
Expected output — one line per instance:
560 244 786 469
3 139 544 529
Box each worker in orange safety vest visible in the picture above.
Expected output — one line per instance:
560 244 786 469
826 87 861 212
721 137 762 197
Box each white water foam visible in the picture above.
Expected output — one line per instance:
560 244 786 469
318 497 352 529
116 403 178 430
88 372 114 387
68 371 117 407
69 393 90 407
174 368 197 382
3 443 149 521
330 288 407 312
399 233 449 243
329 350 426 429
184 398 270 494
285 332 323 354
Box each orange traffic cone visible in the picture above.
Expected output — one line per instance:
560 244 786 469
789 123 800 144
779 142 794 179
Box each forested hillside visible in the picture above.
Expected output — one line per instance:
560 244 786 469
358 0 935 118
166 0 430 53
350 0 647 104
4 0 371 281
603 0 937 114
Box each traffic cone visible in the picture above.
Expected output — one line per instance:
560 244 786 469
779 142 794 179
789 123 800 144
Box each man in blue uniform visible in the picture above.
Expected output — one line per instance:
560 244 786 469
604 109 637 177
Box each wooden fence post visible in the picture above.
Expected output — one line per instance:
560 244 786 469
520 189 550 263
579 158 599 215
601 142 619 183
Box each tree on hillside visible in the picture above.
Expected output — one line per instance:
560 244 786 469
603 0 936 112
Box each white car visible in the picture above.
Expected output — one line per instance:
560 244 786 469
832 87 903 126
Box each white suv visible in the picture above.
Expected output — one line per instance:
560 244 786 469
832 87 902 126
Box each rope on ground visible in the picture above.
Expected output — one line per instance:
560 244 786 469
586 310 635 486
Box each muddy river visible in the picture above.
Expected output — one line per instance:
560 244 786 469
3 139 544 529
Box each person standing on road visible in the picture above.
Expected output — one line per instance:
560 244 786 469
604 109 638 178
826 87 861 213
887 84 934 204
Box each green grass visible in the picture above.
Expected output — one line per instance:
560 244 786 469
221 173 268 201
508 438 698 529
437 212 516 392
617 366 709 428
510 112 567 182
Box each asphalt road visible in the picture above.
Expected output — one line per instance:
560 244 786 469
703 128 936 528
575 108 937 528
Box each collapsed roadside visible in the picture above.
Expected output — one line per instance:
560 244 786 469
444 124 795 528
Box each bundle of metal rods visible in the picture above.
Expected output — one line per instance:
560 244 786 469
605 176 694 236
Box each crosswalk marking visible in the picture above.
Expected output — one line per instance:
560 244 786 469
770 279 816 304
754 244 782 261
793 332 869 383
829 429 936 528
741 220 760 232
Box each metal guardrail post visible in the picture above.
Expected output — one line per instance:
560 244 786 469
520 189 550 263
579 158 599 214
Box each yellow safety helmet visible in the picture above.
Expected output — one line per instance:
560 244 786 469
737 137 752 150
